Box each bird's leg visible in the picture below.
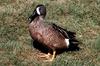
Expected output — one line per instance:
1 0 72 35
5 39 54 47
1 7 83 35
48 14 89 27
38 50 56 62
39 52 51 58
47 53 51 56
50 50 56 61
44 50 56 62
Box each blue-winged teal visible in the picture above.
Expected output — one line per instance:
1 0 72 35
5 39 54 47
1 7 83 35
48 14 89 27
28 4 79 61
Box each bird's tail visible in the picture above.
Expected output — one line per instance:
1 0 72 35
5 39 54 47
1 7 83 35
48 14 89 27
66 31 80 51
52 23 80 51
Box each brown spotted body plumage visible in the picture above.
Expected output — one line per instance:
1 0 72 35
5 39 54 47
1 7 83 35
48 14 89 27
28 4 79 61
29 16 68 50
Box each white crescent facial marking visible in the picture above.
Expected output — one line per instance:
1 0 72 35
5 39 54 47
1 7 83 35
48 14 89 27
36 7 40 15
65 39 70 47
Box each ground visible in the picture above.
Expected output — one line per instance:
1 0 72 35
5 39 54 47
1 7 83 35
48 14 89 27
0 0 100 66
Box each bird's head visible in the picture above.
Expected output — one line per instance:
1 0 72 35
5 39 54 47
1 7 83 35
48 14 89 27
35 4 46 16
28 4 46 22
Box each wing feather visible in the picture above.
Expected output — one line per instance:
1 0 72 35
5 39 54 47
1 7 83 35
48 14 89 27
52 23 69 38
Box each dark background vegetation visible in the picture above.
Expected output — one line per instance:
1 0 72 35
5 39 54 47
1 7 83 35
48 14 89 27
0 0 100 66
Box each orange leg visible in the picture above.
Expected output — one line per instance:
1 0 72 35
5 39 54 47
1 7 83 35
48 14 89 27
39 50 56 62
44 50 56 62
50 50 56 61
39 52 51 59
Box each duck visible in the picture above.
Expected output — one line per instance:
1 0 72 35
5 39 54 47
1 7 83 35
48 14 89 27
28 4 79 61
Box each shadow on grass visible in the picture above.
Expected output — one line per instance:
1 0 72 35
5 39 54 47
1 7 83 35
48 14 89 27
32 40 49 54
32 30 80 55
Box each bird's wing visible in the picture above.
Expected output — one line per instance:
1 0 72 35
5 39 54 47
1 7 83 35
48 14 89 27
51 23 69 39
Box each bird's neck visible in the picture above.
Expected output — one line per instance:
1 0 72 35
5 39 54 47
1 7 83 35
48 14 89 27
31 16 44 25
38 16 44 20
34 16 44 23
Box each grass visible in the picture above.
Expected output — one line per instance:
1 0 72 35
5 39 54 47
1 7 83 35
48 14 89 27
0 0 100 66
